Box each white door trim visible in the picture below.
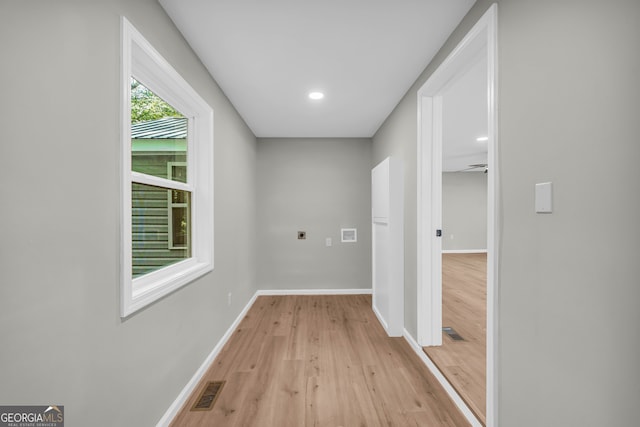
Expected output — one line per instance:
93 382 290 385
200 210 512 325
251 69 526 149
416 4 499 426
417 94 444 346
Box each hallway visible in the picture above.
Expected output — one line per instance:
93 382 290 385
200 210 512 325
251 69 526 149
171 295 469 426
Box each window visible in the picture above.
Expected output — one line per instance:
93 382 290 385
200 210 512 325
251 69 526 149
167 162 189 250
121 18 214 317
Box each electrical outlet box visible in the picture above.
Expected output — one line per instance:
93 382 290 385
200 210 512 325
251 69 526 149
341 228 357 243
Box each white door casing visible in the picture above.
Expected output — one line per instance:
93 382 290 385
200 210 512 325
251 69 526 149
417 4 498 426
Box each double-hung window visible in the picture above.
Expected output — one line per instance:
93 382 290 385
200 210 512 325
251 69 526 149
121 18 214 317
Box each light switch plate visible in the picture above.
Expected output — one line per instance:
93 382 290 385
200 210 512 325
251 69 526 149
535 182 553 213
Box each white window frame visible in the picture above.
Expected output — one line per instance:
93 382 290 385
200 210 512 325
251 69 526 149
121 17 214 317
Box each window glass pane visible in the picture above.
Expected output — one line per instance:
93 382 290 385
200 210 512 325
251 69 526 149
171 188 188 204
170 164 187 183
171 206 189 247
132 182 191 278
131 78 187 183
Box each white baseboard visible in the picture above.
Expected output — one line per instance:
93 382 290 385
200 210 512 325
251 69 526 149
371 303 388 332
442 249 487 254
256 288 372 296
403 329 482 427
155 291 258 427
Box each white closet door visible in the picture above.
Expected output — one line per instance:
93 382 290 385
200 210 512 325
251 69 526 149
371 157 404 337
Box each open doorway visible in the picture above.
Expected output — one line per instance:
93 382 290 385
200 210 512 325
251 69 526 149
427 251 486 421
424 53 488 423
416 5 497 426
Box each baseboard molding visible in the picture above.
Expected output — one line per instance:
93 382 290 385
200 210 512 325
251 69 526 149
256 288 372 296
403 329 482 427
155 291 258 427
371 303 388 332
442 249 487 254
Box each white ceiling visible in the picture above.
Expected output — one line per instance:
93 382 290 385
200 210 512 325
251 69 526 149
158 0 476 138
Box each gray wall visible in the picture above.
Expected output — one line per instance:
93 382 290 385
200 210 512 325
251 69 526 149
442 172 487 251
257 138 372 290
373 0 640 425
0 1 257 426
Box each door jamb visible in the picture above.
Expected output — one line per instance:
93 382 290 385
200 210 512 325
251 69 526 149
416 4 499 426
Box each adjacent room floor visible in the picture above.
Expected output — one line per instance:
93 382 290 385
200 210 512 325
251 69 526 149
424 253 487 425
171 294 469 426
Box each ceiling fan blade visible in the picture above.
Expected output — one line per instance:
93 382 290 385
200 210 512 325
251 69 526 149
453 163 489 173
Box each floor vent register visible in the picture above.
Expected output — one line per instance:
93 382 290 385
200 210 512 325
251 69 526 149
191 381 226 411
443 327 465 341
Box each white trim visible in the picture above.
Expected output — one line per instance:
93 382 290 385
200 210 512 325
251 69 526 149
121 17 134 316
155 291 259 427
485 5 500 425
417 4 498 426
131 171 192 193
128 262 211 315
372 304 388 332
121 17 214 317
417 95 443 346
403 329 482 427
256 288 372 296
442 249 488 254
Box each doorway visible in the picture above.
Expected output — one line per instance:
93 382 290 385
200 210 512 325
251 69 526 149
416 4 497 426
425 251 487 422
424 51 489 423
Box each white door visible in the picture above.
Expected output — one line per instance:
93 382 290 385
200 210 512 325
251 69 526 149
371 157 404 337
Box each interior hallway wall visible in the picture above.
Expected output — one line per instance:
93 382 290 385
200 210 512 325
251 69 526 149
372 0 640 425
0 1 257 426
442 172 488 251
257 138 372 290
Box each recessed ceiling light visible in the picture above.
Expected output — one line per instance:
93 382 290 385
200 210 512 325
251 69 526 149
476 136 489 142
308 91 324 100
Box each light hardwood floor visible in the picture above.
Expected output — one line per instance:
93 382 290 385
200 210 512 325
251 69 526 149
171 295 469 427
423 253 487 425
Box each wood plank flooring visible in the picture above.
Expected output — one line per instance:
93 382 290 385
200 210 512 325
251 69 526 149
171 295 469 427
423 253 487 425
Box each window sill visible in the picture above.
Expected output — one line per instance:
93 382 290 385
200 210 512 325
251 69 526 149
122 260 213 318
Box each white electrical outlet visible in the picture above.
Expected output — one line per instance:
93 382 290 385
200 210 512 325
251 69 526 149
227 292 232 306
326 238 332 247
